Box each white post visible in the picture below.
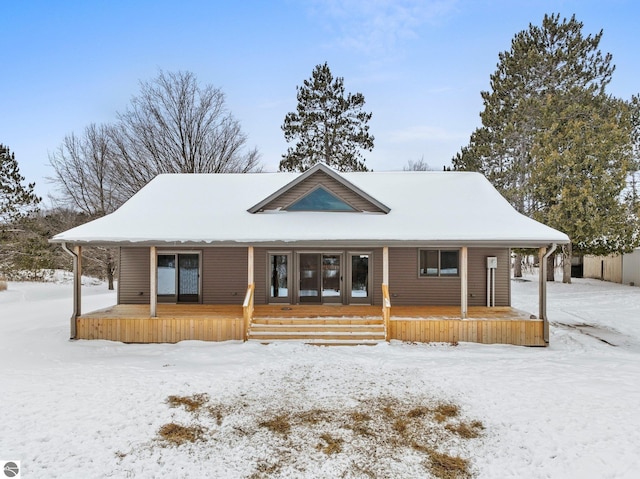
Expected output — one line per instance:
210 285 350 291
460 247 468 319
248 246 254 285
383 246 389 285
486 268 491 307
491 269 496 307
150 246 157 318
73 245 82 332
539 247 546 323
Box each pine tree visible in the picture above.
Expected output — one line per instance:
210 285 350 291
452 14 635 282
280 62 374 172
530 92 635 258
1 144 41 226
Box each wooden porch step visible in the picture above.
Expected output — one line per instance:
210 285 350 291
247 316 385 345
251 317 383 326
250 324 385 333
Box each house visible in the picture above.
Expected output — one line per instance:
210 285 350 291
51 164 569 346
583 249 640 286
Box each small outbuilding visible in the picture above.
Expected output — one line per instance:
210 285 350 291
51 164 569 346
583 249 640 286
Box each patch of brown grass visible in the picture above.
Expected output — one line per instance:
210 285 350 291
207 404 225 426
248 460 282 479
259 414 291 436
347 409 374 436
434 402 460 422
426 449 471 479
446 420 485 439
0 279 7 292
155 393 483 477
393 417 409 434
167 393 209 413
407 406 430 418
295 408 329 425
158 422 205 446
317 433 343 455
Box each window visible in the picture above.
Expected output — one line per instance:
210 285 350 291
419 249 459 277
287 186 356 211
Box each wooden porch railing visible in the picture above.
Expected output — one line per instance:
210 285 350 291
382 283 391 341
243 283 255 341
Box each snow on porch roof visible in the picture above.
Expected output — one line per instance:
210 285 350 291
51 167 570 247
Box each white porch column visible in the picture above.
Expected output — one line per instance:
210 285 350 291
73 245 82 337
460 246 468 319
150 246 157 318
383 246 389 285
248 246 254 285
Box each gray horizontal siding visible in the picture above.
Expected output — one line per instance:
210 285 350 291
467 248 510 306
388 247 510 306
254 247 268 304
118 247 150 304
202 248 248 304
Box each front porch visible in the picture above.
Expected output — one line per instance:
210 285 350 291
75 304 545 346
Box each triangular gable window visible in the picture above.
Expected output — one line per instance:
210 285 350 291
248 163 390 214
287 186 356 211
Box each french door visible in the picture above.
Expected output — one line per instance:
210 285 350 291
157 252 201 303
298 253 342 303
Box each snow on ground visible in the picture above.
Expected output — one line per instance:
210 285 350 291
1 274 640 478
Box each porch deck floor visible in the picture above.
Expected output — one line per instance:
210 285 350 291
79 304 535 321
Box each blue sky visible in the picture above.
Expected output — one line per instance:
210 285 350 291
2 0 639 200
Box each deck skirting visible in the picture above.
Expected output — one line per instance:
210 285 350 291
389 319 545 346
75 317 244 343
74 304 546 346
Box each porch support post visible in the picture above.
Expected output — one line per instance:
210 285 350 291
539 246 548 343
539 244 557 343
383 246 389 285
460 246 469 319
248 246 254 285
73 245 82 338
150 246 157 318
460 246 468 319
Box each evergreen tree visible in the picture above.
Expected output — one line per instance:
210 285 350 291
0 144 40 226
452 14 634 282
626 94 640 228
530 92 635 259
280 62 374 172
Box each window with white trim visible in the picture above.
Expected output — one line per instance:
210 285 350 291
419 249 459 277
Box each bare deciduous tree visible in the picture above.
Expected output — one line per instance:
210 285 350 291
110 70 261 197
403 157 432 171
49 123 122 217
49 124 124 290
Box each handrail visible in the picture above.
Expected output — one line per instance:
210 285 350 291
242 283 255 341
382 283 391 341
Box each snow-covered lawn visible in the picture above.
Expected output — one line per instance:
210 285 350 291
1 275 639 478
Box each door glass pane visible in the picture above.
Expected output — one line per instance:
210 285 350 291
178 254 199 296
270 255 288 298
352 255 369 298
322 255 341 298
157 254 176 295
300 254 320 298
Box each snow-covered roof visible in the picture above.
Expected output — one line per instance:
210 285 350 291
51 166 569 247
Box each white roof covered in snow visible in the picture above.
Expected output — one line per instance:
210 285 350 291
51 166 569 247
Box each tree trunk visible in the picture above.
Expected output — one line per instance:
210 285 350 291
546 254 555 281
562 243 572 284
513 252 522 277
